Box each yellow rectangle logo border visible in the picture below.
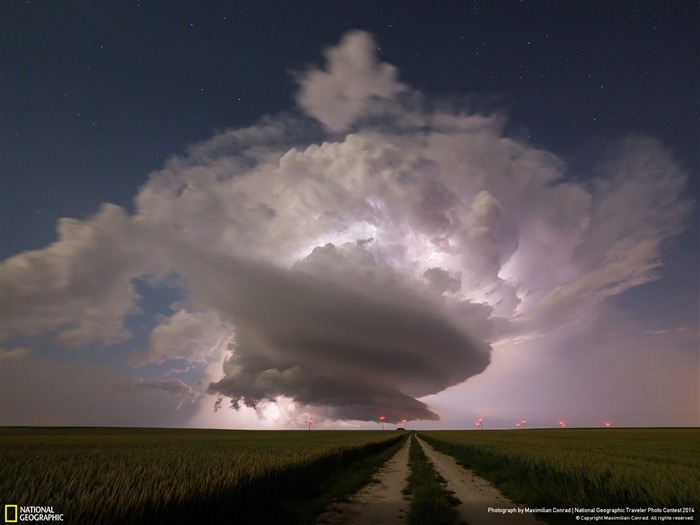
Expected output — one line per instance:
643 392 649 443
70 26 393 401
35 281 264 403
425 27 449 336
5 504 18 523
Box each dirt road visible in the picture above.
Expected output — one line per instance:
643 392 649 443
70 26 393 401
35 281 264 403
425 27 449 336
313 438 411 525
417 437 545 525
314 435 545 525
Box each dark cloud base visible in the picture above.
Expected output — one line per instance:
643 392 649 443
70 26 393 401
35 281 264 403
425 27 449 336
179 246 492 423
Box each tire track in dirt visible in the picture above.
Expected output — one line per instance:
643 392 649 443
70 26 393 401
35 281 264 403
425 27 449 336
313 437 411 524
315 435 546 525
417 437 546 525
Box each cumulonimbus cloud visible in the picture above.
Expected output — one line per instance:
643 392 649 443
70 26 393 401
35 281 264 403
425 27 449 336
112 377 199 409
0 31 692 424
183 247 491 422
295 30 406 132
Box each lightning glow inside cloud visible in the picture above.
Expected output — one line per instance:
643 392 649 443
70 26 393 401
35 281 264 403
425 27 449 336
1 31 696 427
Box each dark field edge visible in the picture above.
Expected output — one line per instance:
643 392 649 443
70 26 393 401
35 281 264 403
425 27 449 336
288 431 408 524
403 433 463 525
101 432 406 525
419 432 699 525
0 427 409 525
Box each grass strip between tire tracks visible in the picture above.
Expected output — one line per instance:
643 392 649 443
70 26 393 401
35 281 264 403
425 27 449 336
403 433 463 525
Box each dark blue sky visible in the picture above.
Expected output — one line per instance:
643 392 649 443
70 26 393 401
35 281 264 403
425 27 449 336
3 1 697 256
1 1 698 429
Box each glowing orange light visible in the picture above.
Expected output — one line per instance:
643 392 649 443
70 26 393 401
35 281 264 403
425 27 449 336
559 420 567 428
604 421 612 427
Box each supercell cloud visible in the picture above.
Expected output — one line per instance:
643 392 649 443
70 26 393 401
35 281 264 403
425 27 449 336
0 31 693 424
186 249 490 422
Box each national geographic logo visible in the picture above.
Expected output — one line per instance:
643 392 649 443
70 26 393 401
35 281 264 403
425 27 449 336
4 505 17 523
4 505 64 522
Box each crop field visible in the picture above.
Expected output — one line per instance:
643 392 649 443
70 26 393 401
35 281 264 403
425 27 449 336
0 427 405 524
421 428 699 519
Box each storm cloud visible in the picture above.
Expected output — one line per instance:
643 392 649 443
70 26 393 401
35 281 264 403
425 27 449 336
295 30 406 132
168 245 491 422
112 377 199 409
0 31 694 425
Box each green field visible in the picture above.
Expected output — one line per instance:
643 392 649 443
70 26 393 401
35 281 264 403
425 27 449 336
3 427 697 525
0 427 405 524
421 428 699 520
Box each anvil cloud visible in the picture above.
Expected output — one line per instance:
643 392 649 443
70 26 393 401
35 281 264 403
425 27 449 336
1 31 694 426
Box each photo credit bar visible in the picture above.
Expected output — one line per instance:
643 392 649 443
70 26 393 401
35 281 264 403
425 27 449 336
487 507 697 521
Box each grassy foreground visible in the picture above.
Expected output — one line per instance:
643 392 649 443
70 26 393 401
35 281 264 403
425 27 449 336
421 428 699 519
0 427 406 525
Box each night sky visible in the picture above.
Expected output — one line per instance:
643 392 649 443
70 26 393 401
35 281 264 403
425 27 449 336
1 1 698 429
